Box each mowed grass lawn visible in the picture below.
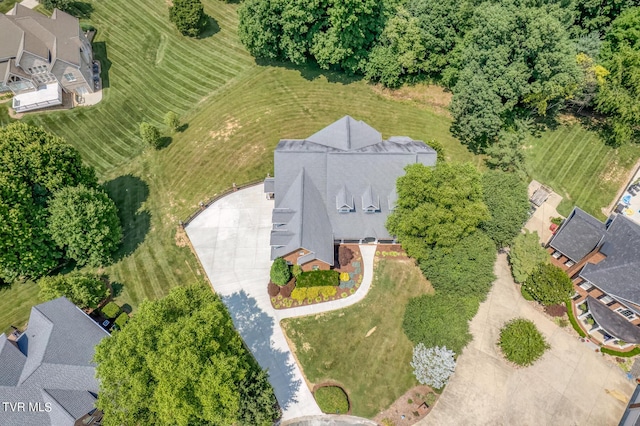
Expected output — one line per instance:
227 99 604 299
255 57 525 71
281 258 434 418
526 122 640 219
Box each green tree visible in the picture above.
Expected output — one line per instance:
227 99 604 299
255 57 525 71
595 8 640 146
509 231 549 283
451 0 580 150
485 129 527 177
238 0 393 74
499 318 549 366
169 0 208 37
420 231 496 298
139 122 161 148
94 285 279 426
480 171 530 248
387 162 489 258
270 257 291 286
403 292 479 354
572 0 639 37
523 262 573 306
0 123 97 281
164 111 180 132
48 185 122 267
38 273 109 309
42 0 71 11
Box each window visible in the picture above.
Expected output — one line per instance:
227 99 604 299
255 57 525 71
364 207 376 213
312 265 319 271
76 86 88 95
599 295 613 304
564 260 575 267
552 251 561 259
298 251 305 256
63 73 76 82
338 207 350 213
579 281 593 291
616 308 636 321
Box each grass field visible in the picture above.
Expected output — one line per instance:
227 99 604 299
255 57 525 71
281 258 434 418
526 122 640 218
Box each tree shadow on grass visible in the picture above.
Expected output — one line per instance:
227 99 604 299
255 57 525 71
221 290 300 412
255 58 363 85
110 281 124 298
156 136 172 150
103 175 151 262
198 16 220 39
65 1 93 19
120 303 133 314
177 123 189 133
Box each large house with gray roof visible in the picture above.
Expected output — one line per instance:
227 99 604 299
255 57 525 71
265 116 437 270
547 207 640 348
0 4 94 112
0 297 108 425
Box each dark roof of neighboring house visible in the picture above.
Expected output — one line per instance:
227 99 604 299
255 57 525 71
0 297 109 426
587 296 640 344
548 207 607 261
270 116 437 262
620 384 640 426
581 215 640 303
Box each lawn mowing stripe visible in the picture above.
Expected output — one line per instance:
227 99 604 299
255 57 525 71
548 127 593 185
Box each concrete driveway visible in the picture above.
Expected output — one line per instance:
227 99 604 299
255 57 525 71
185 184 376 421
421 254 634 426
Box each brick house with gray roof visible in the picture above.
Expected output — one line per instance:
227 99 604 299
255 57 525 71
547 207 640 347
0 297 108 425
0 4 94 112
265 116 437 270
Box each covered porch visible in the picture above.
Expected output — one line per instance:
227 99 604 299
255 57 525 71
578 296 640 349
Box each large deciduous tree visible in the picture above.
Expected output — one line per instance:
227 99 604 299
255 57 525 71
480 171 530 248
523 262 573 306
238 0 393 74
169 0 208 37
451 0 580 151
94 285 280 426
595 7 640 146
38 273 109 309
509 231 549 283
387 162 489 258
48 185 122 267
0 123 97 281
572 0 639 37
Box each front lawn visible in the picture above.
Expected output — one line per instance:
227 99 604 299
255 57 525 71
281 258 434 418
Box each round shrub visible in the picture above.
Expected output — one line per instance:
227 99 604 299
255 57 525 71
499 318 549 366
314 386 349 414
339 272 350 282
270 257 291 286
523 263 572 306
101 301 121 319
267 281 280 297
338 245 354 266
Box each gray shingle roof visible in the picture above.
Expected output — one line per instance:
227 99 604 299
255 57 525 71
587 296 640 344
0 297 108 426
580 215 640 303
0 334 25 386
548 207 607 261
270 116 437 262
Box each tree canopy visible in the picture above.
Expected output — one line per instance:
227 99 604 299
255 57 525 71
38 272 109 309
480 170 530 248
0 123 97 281
169 0 208 37
523 262 573 305
94 285 279 426
387 162 489 258
238 0 394 74
509 231 549 283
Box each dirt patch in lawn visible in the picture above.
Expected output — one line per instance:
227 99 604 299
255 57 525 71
373 385 437 426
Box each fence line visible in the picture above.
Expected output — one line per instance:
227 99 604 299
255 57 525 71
181 179 265 228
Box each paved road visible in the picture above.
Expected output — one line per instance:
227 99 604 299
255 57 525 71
420 254 634 426
185 185 376 421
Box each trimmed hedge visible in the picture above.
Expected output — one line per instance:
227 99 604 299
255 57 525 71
101 302 120 319
291 286 337 302
315 386 349 414
601 346 640 357
270 257 291 286
565 300 586 338
297 270 339 288
115 312 129 328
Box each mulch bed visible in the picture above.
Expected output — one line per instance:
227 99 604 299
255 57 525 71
373 385 436 426
271 244 364 309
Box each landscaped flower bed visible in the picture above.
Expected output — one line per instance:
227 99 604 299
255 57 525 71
270 244 363 309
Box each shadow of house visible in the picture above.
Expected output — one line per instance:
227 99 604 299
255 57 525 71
92 41 111 89
103 175 150 261
221 291 300 411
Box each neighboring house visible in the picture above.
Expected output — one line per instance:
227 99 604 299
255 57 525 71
547 207 640 348
620 384 640 426
0 4 94 112
265 116 437 271
0 297 109 425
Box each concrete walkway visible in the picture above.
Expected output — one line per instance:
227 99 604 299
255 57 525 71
420 254 634 426
185 185 377 421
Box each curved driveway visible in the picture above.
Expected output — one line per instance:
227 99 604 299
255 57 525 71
185 184 376 421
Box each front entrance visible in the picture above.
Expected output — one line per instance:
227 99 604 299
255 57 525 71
362 237 376 244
